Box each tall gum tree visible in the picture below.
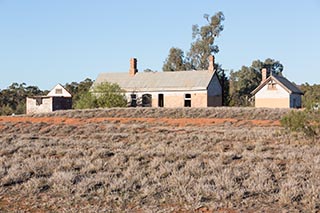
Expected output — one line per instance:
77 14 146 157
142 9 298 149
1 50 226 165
188 12 225 70
162 12 225 71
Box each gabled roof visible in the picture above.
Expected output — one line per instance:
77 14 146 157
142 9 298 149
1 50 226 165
94 70 218 92
47 84 72 97
251 74 303 95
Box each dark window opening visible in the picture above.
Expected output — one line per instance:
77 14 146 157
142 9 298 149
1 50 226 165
36 98 43 106
184 100 191 107
184 94 191 107
130 94 137 107
142 94 152 107
158 94 164 107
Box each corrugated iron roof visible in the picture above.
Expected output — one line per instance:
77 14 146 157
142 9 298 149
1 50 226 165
94 70 216 92
272 75 303 94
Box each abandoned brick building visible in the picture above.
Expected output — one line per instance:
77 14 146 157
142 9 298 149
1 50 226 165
26 84 72 114
93 56 223 108
251 68 303 108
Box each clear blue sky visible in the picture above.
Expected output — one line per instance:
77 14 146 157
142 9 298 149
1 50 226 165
0 0 319 90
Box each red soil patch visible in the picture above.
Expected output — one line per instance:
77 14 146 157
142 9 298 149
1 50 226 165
0 116 280 127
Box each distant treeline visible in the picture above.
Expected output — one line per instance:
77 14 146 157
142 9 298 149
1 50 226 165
0 78 93 116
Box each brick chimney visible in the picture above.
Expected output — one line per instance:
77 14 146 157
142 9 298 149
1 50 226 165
208 55 215 72
261 68 267 83
129 58 138 76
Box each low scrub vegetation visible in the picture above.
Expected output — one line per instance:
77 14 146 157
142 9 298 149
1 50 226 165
281 109 319 139
0 108 319 212
30 107 290 120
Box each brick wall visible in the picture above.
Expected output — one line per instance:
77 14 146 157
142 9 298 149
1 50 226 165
255 98 289 108
163 95 185 107
26 97 53 114
192 93 208 107
126 91 209 108
26 97 72 114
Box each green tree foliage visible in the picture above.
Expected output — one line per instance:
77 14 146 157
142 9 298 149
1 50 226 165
300 83 320 109
75 82 127 109
262 58 284 76
94 82 127 108
188 12 225 70
229 66 261 106
229 59 284 106
65 78 93 108
162 12 224 71
0 83 45 115
162 47 190 71
74 92 97 109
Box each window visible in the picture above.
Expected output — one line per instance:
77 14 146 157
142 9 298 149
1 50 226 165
130 94 137 107
142 94 152 107
36 98 43 106
55 89 63 94
158 94 164 107
184 94 191 107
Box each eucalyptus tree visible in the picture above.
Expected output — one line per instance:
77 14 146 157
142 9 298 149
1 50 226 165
162 12 225 71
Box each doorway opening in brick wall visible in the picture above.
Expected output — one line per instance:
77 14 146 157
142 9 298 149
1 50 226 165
142 94 152 107
158 94 164 107
130 94 137 107
184 94 191 107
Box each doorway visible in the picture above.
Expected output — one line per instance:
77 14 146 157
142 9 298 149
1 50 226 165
184 94 191 107
158 94 164 107
142 94 152 107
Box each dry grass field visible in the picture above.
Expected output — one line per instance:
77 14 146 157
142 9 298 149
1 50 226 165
0 107 319 212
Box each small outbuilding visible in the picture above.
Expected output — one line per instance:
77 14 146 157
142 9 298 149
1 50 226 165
26 84 72 114
93 56 223 108
251 68 303 108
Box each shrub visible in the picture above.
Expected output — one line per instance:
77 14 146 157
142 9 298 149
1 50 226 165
280 110 317 138
74 92 98 109
92 82 127 108
75 82 127 109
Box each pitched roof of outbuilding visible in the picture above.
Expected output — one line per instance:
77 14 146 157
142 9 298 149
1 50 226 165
94 70 218 92
251 74 303 95
47 84 72 97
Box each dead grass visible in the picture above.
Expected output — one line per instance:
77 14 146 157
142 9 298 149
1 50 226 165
0 107 318 212
0 116 280 128
27 107 289 120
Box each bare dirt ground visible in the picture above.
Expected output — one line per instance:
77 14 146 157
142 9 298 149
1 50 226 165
0 108 318 212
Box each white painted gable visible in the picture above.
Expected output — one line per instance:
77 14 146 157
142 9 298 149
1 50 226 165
255 80 289 99
47 84 72 97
